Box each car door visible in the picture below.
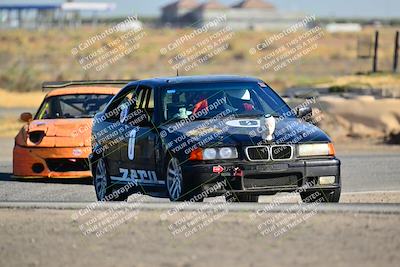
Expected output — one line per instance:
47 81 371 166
99 85 138 179
119 85 163 189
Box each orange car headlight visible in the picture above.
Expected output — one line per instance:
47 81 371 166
28 131 45 144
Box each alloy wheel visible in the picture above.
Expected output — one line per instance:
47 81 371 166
166 158 183 201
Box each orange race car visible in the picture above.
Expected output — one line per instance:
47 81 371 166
13 80 129 179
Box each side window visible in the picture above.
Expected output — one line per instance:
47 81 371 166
133 86 154 126
130 86 154 126
36 100 51 119
105 86 137 122
117 91 136 123
148 89 154 109
133 89 145 109
106 85 155 126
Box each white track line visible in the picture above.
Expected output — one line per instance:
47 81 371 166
0 202 400 214
342 190 400 195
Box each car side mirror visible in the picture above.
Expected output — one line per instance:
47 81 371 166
296 107 312 121
20 112 33 122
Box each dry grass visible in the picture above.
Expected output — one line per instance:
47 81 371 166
0 89 43 137
0 117 24 137
0 89 45 108
1 27 400 92
319 74 400 90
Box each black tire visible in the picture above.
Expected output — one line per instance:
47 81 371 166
226 193 259 203
93 158 129 201
165 156 204 202
300 188 341 203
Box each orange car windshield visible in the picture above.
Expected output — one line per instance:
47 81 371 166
35 94 113 119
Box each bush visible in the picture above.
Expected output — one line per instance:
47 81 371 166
385 131 400 145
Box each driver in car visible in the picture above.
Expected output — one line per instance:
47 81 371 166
188 89 257 114
225 89 255 112
186 91 209 114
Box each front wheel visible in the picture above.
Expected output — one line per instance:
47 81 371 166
165 157 203 202
300 188 341 203
93 158 129 201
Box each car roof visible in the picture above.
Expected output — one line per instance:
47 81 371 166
128 75 263 88
45 86 121 98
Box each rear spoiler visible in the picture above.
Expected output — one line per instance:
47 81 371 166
42 80 136 91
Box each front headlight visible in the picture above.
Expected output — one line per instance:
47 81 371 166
203 148 217 160
189 147 238 160
219 147 238 159
298 143 335 157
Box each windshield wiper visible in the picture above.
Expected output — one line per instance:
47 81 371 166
192 117 214 121
234 113 281 118
77 115 94 118
233 113 264 118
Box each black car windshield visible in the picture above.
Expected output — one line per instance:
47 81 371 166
161 82 292 122
35 94 113 119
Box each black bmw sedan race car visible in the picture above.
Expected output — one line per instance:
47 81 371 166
90 75 341 203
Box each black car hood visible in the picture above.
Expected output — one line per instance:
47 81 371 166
160 116 331 152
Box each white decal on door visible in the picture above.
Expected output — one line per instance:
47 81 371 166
110 168 164 185
128 129 137 160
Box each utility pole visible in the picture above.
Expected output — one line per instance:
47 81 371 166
372 31 379 73
393 31 399 73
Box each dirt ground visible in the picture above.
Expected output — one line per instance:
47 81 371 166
262 191 400 203
340 191 400 203
0 208 399 267
318 96 400 141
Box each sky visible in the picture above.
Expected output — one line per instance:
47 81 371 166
0 0 399 18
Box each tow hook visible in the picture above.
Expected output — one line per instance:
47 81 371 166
233 167 243 177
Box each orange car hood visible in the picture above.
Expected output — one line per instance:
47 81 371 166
24 119 93 147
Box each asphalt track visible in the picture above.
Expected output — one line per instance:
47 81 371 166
1 140 400 267
1 201 400 214
0 137 399 205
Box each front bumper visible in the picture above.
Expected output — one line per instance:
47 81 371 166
13 144 92 179
181 158 340 196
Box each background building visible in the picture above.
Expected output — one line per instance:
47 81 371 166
161 0 307 30
161 0 199 27
0 2 116 28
